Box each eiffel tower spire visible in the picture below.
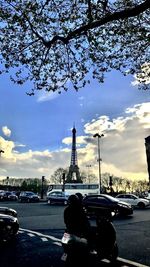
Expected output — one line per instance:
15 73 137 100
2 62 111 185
66 126 82 183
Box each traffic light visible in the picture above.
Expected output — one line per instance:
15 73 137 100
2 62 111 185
109 176 113 186
42 176 45 182
62 173 65 182
62 173 65 192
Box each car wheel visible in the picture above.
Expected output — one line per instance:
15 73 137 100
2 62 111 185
2 225 14 242
138 202 145 209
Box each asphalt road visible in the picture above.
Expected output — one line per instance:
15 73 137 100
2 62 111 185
0 201 150 267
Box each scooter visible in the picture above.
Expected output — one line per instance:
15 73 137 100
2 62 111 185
61 213 118 266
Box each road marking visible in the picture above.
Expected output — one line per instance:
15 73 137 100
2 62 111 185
19 228 149 267
54 242 62 246
117 257 149 267
27 233 35 237
41 237 48 242
19 228 61 243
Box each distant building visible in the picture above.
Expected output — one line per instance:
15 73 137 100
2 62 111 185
145 136 150 187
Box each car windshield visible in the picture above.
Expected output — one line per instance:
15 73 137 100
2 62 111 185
26 192 35 196
102 195 119 202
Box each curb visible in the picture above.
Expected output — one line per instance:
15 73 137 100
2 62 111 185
102 257 149 267
117 257 149 267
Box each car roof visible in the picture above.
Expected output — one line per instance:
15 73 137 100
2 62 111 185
83 194 117 201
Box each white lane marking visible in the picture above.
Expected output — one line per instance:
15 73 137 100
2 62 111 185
27 233 35 237
19 228 61 243
117 257 149 267
41 237 48 242
19 229 149 266
54 242 62 247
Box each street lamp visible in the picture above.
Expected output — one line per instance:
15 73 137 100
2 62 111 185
93 133 104 194
86 164 92 183
41 176 45 199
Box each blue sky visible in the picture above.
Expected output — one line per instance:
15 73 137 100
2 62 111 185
0 70 150 182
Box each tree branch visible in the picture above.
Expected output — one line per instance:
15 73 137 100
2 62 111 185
68 0 150 39
44 0 149 47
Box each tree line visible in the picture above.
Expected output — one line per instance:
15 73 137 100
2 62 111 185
0 168 149 195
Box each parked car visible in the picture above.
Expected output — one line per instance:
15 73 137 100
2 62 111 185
2 191 18 201
47 191 70 205
82 194 133 217
0 207 19 242
0 190 5 200
0 207 17 217
145 192 150 202
19 191 40 203
115 194 150 209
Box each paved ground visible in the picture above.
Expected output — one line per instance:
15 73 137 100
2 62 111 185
0 202 150 267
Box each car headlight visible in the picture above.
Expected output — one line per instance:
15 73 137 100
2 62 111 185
118 203 131 208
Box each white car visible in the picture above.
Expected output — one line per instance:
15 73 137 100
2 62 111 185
145 192 150 202
116 194 149 209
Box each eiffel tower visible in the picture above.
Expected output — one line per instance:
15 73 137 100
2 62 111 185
66 126 82 183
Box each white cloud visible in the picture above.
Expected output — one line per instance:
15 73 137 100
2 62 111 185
62 136 87 146
0 136 15 160
36 91 60 102
2 126 11 137
80 102 150 180
0 102 149 181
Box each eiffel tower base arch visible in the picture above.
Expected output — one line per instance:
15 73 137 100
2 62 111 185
66 165 82 183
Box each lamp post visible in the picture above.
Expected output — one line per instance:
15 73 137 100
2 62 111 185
93 133 104 194
86 164 92 183
41 176 45 199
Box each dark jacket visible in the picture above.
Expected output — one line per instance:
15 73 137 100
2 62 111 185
64 204 90 237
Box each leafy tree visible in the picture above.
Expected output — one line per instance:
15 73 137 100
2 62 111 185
50 168 67 184
80 170 97 183
0 0 149 95
21 180 28 191
20 178 48 194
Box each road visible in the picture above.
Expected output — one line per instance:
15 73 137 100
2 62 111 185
0 201 150 267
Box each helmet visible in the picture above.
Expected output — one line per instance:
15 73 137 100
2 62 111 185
68 194 80 207
75 192 83 203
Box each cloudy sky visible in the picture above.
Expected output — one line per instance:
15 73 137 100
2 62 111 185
0 69 149 182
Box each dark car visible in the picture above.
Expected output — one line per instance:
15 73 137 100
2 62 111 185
0 213 19 242
19 191 40 203
0 207 17 217
0 190 5 200
0 207 19 242
47 190 70 205
82 194 133 217
2 191 18 201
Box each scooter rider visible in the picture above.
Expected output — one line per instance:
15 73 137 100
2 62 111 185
64 194 90 238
